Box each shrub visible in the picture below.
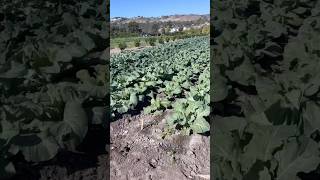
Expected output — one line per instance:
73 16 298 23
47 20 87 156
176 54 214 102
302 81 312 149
134 39 140 47
118 42 127 50
158 37 164 44
147 37 156 46
201 26 210 35
165 36 170 42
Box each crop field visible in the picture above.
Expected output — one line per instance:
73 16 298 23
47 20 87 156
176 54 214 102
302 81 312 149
110 36 210 179
111 36 210 134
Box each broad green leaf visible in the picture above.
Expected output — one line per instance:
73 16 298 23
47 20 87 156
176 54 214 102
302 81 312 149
66 43 87 57
197 105 210 117
0 61 27 78
129 93 138 107
190 117 209 133
242 123 297 172
10 133 59 162
76 31 95 51
303 101 320 136
143 106 152 114
212 75 228 102
259 167 271 180
63 100 88 141
285 90 301 110
275 137 320 180
55 48 72 62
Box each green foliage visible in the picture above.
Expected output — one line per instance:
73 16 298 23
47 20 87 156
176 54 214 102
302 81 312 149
111 32 139 39
147 37 156 46
111 36 146 49
143 96 170 115
158 37 164 44
118 42 127 50
0 0 108 177
212 0 320 179
134 39 141 47
165 37 170 42
128 21 140 33
111 37 209 134
201 25 209 35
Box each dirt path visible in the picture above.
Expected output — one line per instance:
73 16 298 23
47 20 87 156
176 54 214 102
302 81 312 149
110 46 153 55
110 111 210 180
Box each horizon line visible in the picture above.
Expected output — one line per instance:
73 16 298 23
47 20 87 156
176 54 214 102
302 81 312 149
110 13 210 19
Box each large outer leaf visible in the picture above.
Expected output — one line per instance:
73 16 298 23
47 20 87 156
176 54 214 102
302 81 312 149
212 116 247 180
275 137 320 180
63 100 88 143
212 75 229 102
0 159 16 179
54 48 72 62
129 93 138 107
241 123 297 172
10 133 58 162
63 100 88 150
303 101 320 136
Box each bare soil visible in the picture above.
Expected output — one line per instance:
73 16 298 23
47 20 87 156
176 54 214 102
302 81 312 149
110 111 210 180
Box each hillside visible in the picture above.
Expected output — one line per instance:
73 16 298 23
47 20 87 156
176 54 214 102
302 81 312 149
111 14 209 37
111 14 209 23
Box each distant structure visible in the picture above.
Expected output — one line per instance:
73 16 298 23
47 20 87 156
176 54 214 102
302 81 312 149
169 27 179 33
111 17 127 22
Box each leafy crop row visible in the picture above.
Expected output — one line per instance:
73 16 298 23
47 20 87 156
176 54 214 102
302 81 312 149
111 37 210 135
0 0 108 178
212 0 320 179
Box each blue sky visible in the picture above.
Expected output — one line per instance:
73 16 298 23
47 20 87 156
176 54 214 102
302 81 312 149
110 0 209 18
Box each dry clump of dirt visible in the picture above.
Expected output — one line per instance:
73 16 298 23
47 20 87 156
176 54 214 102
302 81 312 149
110 48 121 55
110 111 210 180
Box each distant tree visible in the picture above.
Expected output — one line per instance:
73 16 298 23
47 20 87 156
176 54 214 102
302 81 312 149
111 25 128 37
167 21 173 28
128 21 140 33
151 23 160 35
196 17 206 25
